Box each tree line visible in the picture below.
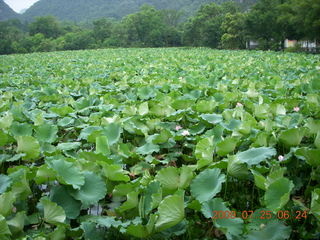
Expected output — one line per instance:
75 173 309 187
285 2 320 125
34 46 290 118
0 0 319 55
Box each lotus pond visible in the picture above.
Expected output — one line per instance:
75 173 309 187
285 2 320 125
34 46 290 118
0 48 320 239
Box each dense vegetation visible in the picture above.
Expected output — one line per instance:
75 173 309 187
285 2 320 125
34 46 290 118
1 0 319 55
17 0 255 22
0 47 320 240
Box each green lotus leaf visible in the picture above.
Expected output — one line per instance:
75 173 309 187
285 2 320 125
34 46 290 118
35 164 56 184
155 166 193 194
247 221 291 240
152 129 172 144
10 122 32 137
81 222 105 240
149 105 175 117
155 167 179 193
227 156 249 179
141 181 162 216
79 151 113 163
155 191 184 232
171 99 194 110
190 168 225 203
126 223 149 238
136 142 160 155
41 197 66 225
79 126 102 140
279 128 305 147
0 112 13 129
200 114 223 124
113 182 136 197
0 130 9 147
51 159 85 189
189 123 206 135
0 174 12 194
295 147 320 167
118 191 139 213
311 77 320 92
49 225 66 240
195 100 216 113
201 198 243 238
195 137 214 169
270 103 286 116
311 188 320 220
50 105 74 116
137 86 156 100
254 104 270 119
100 163 130 182
102 123 122 146
90 216 123 228
138 102 149 115
0 154 25 163
222 118 241 131
7 211 25 234
0 192 15 217
179 165 194 189
251 169 266 190
123 118 149 136
16 136 40 160
70 171 107 207
35 123 58 143
8 169 31 200
216 137 238 156
315 131 320 149
96 136 110 155
264 178 294 212
237 147 276 166
266 168 286 187
57 142 81 151
50 185 81 219
57 117 74 127
86 129 102 143
0 215 11 236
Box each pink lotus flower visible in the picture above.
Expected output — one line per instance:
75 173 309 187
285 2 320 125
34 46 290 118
293 106 300 112
182 130 190 136
278 155 284 162
236 102 243 107
175 125 183 131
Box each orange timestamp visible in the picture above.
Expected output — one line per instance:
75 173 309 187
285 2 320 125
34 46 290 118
212 210 309 220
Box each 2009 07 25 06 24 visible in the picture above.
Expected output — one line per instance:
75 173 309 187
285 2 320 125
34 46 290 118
212 210 309 220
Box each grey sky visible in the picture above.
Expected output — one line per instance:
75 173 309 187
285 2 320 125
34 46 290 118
4 0 39 13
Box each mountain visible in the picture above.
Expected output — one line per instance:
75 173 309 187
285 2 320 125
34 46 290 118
22 0 256 22
0 0 19 21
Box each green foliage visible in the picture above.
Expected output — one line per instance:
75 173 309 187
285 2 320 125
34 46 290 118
191 168 225 203
41 197 66 225
0 48 319 239
29 16 62 38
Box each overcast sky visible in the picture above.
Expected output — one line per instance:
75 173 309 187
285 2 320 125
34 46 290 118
4 0 39 13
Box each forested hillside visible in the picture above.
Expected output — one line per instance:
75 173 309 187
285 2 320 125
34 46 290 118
22 0 256 22
0 0 18 21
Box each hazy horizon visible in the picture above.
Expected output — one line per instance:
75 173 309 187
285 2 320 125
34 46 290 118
4 0 39 13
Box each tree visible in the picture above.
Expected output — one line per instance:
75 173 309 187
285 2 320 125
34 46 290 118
183 2 239 48
63 31 95 50
221 12 247 49
122 5 167 47
0 19 25 54
280 0 320 41
92 18 115 43
29 16 62 38
245 0 291 50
